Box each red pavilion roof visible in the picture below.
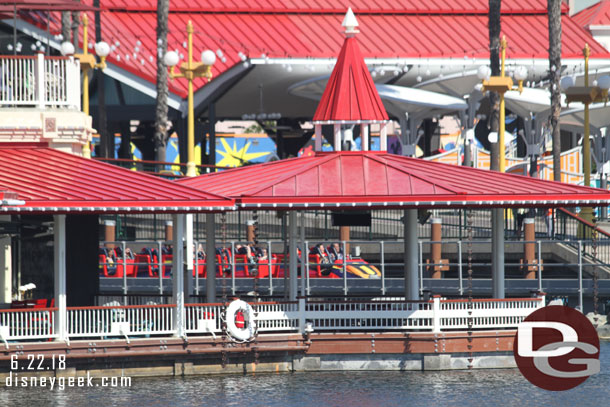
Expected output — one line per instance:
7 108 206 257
313 33 388 123
0 145 233 213
179 151 610 209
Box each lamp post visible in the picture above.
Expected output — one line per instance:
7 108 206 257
477 36 528 173
164 21 216 177
561 44 610 224
476 36 528 299
60 14 110 158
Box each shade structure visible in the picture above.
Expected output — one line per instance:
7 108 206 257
290 79 467 119
560 102 610 133
179 151 610 209
26 0 608 100
0 145 234 213
503 88 562 117
375 84 467 118
313 35 388 123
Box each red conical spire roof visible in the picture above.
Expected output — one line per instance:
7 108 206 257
313 10 389 123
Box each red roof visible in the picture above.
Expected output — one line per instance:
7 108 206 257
313 35 388 122
179 151 610 209
573 0 610 28
0 145 233 213
31 1 608 98
0 190 20 205
99 0 567 13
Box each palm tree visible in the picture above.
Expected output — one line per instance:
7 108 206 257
548 0 562 182
488 0 501 171
61 12 70 43
154 0 170 165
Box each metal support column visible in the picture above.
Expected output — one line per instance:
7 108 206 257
491 208 505 298
288 211 298 301
172 214 185 337
205 213 216 302
185 214 194 302
300 211 306 297
53 215 67 342
404 209 419 300
578 241 583 312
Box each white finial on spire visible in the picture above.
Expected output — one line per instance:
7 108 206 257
342 7 359 36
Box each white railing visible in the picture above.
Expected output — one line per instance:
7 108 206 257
0 308 56 342
67 304 174 339
436 297 543 331
305 300 434 330
256 302 300 331
0 54 80 109
0 296 545 343
184 302 300 335
185 303 222 335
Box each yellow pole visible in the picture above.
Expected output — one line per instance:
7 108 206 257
499 36 507 173
82 14 89 116
582 43 593 224
583 44 591 188
186 21 196 177
81 14 91 158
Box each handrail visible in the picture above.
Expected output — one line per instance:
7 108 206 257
0 307 58 313
186 301 298 306
440 297 542 303
557 207 610 238
67 304 174 311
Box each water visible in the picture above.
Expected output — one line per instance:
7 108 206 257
2 342 608 407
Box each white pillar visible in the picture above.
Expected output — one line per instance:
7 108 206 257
380 122 388 151
53 215 67 341
205 213 216 302
67 56 81 111
315 124 322 151
492 208 505 299
334 123 341 152
288 211 298 301
185 214 194 302
404 209 419 300
361 124 369 151
0 216 11 304
172 214 185 337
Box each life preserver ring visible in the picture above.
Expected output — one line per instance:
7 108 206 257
225 299 257 342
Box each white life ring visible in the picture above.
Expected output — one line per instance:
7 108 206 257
225 299 257 342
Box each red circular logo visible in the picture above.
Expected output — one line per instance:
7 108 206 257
514 305 600 391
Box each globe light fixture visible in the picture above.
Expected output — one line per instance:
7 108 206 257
477 65 491 81
60 41 75 56
163 21 216 177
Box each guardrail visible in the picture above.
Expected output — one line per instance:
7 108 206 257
0 54 80 109
0 296 544 343
438 297 542 330
0 307 56 343
67 304 174 339
99 238 610 301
